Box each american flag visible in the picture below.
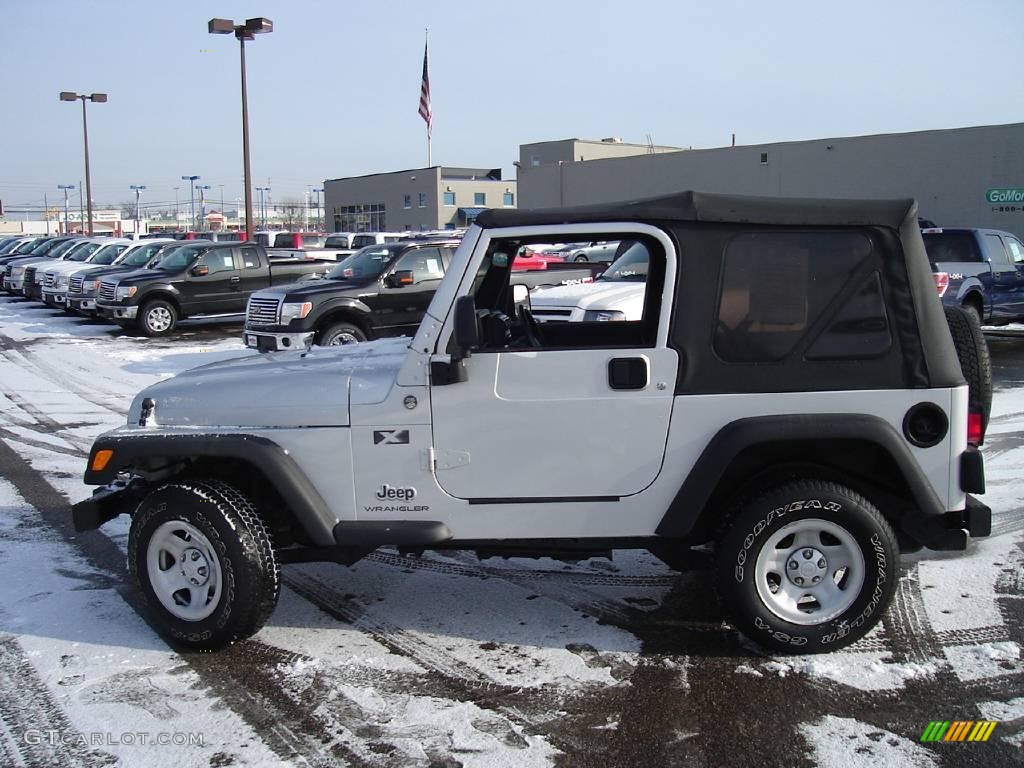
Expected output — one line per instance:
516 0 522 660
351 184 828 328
418 40 432 135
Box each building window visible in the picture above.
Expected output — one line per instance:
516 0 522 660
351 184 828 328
333 203 387 232
418 193 427 208
474 192 486 206
443 191 456 206
445 223 456 230
760 152 769 164
503 192 514 207
403 195 411 209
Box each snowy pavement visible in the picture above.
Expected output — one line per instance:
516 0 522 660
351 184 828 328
0 296 1022 767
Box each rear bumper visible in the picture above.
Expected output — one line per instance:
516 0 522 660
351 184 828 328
900 495 991 551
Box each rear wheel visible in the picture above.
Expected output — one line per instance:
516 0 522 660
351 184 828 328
317 321 366 346
716 480 898 653
138 299 178 337
945 304 992 437
128 479 279 649
573 254 589 262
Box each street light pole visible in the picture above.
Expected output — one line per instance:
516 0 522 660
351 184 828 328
181 175 199 232
256 186 270 229
173 186 179 231
60 91 107 235
130 184 146 237
209 17 273 243
196 185 211 231
313 187 324 231
58 185 74 235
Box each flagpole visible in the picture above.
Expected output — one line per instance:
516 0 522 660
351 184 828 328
425 29 431 167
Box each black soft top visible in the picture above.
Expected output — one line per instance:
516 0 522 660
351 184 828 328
476 190 916 230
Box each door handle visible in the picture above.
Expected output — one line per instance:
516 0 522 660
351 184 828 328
229 276 241 283
608 357 648 390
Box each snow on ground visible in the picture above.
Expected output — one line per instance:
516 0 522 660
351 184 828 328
1 297 1023 765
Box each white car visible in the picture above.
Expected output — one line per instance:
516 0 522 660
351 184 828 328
529 240 648 322
42 239 131 307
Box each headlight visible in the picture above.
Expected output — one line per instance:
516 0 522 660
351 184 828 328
280 301 312 322
11 267 24 277
55 275 68 288
582 310 626 322
115 286 137 301
83 279 99 294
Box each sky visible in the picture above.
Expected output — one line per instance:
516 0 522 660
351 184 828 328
0 0 1021 215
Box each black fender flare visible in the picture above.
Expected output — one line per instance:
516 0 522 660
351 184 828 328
82 433 336 545
136 286 182 312
312 297 373 329
655 413 945 538
954 280 986 312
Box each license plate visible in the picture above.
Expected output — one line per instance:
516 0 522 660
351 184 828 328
245 334 258 349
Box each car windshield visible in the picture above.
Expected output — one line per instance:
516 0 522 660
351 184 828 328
68 242 103 261
47 240 82 258
156 244 208 271
0 240 25 254
597 242 649 281
118 242 167 266
90 243 128 265
324 235 349 248
24 239 55 255
325 245 396 280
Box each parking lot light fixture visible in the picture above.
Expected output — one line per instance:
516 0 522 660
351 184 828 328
130 185 146 236
208 16 273 243
196 185 212 230
60 91 107 235
181 175 199 232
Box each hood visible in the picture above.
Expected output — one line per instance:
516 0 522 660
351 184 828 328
530 280 646 310
128 336 411 428
275 276 375 300
115 268 164 284
44 261 91 276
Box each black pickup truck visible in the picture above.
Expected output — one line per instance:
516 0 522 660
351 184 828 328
243 240 606 350
95 242 331 336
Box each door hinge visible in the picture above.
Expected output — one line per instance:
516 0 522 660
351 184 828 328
427 447 471 471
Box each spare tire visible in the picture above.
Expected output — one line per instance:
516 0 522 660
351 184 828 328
944 304 992 438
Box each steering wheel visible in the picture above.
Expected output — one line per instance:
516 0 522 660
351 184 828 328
480 310 513 348
517 304 543 348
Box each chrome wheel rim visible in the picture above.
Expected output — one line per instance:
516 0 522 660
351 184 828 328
753 518 865 625
328 331 359 345
147 306 173 332
146 521 223 622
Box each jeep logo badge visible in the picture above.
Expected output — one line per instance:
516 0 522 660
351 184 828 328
376 484 416 501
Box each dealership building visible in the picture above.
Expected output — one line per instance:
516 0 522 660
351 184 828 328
517 123 1024 236
324 166 517 233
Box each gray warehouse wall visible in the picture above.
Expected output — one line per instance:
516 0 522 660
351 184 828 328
519 124 1024 237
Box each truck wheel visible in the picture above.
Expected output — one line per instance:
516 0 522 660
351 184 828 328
128 479 280 649
139 299 178 337
318 321 366 346
573 254 589 262
716 480 897 654
944 304 992 437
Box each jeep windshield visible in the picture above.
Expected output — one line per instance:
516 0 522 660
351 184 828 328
597 241 649 281
325 245 398 280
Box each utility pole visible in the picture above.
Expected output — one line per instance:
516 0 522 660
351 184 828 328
196 184 211 231
313 187 324 231
173 187 180 230
219 184 225 230
181 175 199 232
78 181 84 234
44 193 50 235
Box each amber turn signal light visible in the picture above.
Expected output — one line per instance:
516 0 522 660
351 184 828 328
90 449 114 472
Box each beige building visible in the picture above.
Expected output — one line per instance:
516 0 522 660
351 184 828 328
324 166 517 233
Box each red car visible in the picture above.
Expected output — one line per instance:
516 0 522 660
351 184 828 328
512 247 565 271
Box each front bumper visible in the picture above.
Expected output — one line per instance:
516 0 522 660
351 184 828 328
96 303 138 320
25 282 43 300
67 296 96 312
72 477 150 532
4 277 24 292
42 289 67 306
244 329 314 352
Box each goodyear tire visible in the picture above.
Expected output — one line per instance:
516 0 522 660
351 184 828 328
716 480 898 653
128 479 279 650
944 304 992 438
317 321 366 346
138 299 178 337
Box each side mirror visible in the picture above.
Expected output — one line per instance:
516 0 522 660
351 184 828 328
452 295 479 361
512 283 530 305
384 270 414 288
191 264 209 277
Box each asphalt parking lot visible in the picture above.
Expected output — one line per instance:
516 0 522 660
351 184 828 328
0 298 1021 767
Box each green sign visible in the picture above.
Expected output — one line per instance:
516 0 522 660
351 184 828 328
987 188 1024 204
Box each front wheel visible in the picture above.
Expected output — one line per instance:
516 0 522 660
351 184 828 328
573 254 589 262
138 299 178 337
128 479 280 649
317 321 367 346
716 480 897 653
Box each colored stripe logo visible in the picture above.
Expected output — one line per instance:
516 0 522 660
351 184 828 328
920 721 997 742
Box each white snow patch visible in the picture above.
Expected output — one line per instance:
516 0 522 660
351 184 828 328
800 715 939 768
943 642 1022 681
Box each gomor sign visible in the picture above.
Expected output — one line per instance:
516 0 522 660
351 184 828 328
987 188 1024 204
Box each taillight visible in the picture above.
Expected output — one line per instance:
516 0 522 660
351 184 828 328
967 411 984 447
933 272 949 297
